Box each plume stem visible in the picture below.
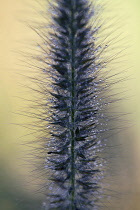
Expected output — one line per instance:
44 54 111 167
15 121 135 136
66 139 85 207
70 0 76 208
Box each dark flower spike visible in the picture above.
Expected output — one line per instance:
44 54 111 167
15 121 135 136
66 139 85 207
24 0 126 209
39 1 107 209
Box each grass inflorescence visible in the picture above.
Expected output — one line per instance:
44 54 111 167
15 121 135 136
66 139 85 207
22 0 127 209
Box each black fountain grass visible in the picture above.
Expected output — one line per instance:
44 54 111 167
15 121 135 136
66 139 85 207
24 0 126 209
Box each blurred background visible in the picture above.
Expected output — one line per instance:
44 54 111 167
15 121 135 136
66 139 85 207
0 0 140 209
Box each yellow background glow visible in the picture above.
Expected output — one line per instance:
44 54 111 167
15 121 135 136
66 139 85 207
0 0 140 209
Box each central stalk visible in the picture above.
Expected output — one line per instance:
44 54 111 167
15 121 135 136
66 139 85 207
70 0 76 209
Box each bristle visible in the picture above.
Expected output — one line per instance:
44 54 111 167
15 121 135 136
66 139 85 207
23 0 126 209
40 0 109 209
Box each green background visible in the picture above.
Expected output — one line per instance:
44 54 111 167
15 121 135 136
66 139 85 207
0 0 140 209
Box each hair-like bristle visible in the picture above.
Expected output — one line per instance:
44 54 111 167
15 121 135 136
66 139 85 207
23 0 126 209
39 0 109 209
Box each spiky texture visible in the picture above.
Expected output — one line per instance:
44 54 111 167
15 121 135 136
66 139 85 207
26 0 123 209
39 0 108 209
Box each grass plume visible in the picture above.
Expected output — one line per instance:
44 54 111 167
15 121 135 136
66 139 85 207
22 0 127 209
